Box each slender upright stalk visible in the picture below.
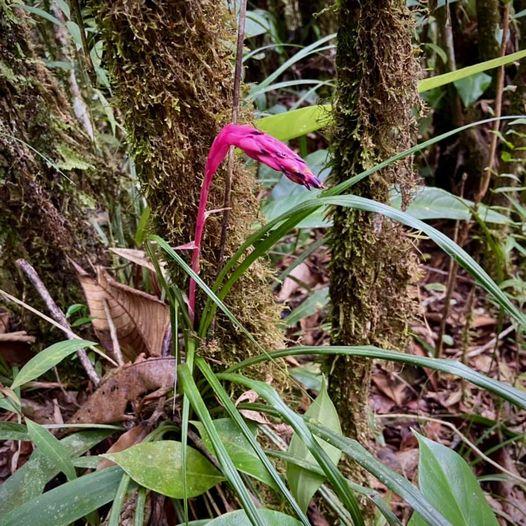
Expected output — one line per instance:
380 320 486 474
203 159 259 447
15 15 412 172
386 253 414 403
218 0 248 263
476 3 510 203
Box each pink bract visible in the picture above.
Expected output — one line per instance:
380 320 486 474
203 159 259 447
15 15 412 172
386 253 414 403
188 123 323 321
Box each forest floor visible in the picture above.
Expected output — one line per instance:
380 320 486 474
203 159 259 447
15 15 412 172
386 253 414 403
0 233 525 524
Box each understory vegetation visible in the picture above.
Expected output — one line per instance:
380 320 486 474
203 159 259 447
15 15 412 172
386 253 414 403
0 0 525 525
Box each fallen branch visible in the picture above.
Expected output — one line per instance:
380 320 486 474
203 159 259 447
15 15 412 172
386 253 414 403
15 258 101 385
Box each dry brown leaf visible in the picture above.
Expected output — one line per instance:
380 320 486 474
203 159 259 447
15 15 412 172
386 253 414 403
0 331 35 365
76 265 169 360
109 248 157 273
69 357 175 424
372 373 408 406
0 311 10 334
277 263 314 302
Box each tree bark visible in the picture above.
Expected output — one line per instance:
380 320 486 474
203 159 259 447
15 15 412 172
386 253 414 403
88 0 283 362
0 2 121 309
328 0 420 443
476 0 500 61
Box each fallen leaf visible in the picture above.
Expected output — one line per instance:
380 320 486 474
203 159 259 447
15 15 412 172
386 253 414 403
69 357 175 424
76 265 170 360
372 372 408 406
0 312 35 365
278 263 314 302
109 248 157 273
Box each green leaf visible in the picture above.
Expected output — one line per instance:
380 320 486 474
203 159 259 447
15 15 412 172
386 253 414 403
11 339 95 390
19 4 62 25
207 509 303 526
108 473 131 526
257 104 331 141
193 418 278 490
303 422 449 526
0 422 28 441
25 419 76 481
256 34 335 91
316 195 525 326
179 364 266 526
102 441 223 498
287 379 342 512
390 186 510 224
195 358 310 526
409 434 499 526
255 51 526 140
227 346 526 410
0 430 113 516
263 150 332 229
1 467 124 526
285 287 329 327
203 116 522 333
454 72 492 107
217 375 364 526
245 10 273 39
418 49 526 93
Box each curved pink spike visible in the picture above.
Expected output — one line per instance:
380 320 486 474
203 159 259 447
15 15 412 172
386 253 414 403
188 123 324 322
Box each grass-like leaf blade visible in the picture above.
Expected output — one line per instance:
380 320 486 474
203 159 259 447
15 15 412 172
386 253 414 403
11 339 95 390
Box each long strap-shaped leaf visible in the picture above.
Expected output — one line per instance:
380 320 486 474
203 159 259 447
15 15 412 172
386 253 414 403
200 116 525 334
224 346 526 410
218 374 450 526
206 193 524 331
256 51 526 141
196 357 311 526
318 195 525 325
1 467 124 526
178 364 265 526
266 450 401 525
215 375 366 526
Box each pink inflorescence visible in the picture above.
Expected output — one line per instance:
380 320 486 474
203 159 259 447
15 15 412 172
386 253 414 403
188 123 323 321
206 123 324 190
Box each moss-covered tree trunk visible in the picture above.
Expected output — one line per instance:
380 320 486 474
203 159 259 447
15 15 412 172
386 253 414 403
0 2 121 308
328 0 420 442
89 0 282 361
476 0 500 61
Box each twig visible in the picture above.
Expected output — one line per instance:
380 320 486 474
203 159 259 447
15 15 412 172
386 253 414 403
15 259 101 385
467 324 515 358
218 0 248 263
476 3 510 203
69 0 97 86
377 413 526 485
102 298 124 366
435 174 466 357
0 288 117 366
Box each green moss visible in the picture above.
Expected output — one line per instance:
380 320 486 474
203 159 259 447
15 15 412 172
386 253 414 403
88 0 283 364
0 1 123 312
328 0 421 441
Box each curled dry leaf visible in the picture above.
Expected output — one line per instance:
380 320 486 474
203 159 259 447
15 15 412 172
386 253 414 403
75 264 169 360
69 357 175 424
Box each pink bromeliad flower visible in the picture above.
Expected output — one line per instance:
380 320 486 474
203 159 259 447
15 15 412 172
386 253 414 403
188 123 323 320
206 123 324 190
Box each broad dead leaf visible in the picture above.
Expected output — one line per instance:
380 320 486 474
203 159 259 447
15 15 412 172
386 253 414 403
76 265 169 360
69 357 175 424
277 263 315 302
